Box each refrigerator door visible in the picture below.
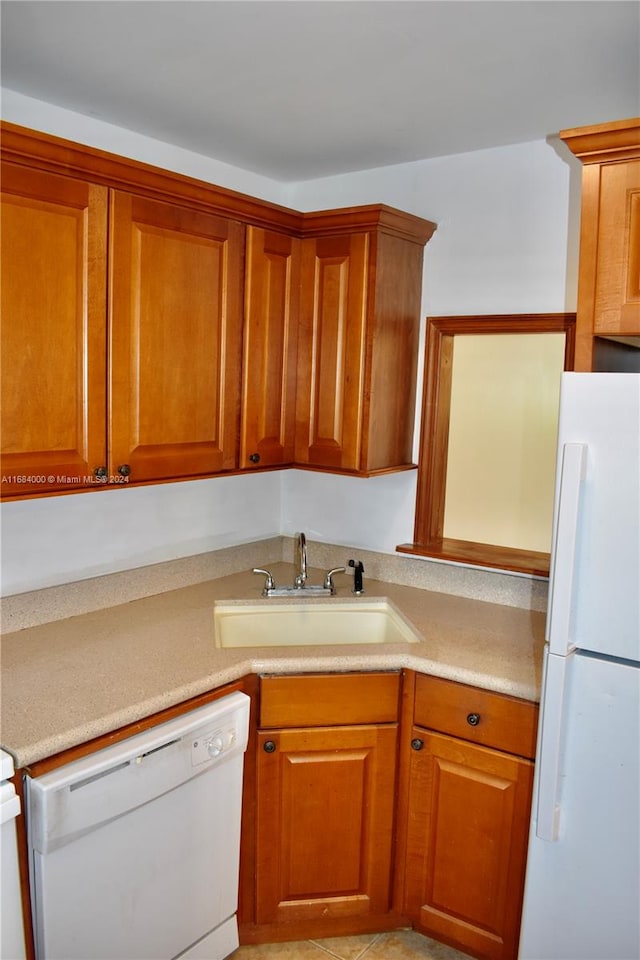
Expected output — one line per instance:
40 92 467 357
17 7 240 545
548 373 640 662
519 650 640 960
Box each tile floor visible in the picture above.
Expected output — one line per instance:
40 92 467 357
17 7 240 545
230 930 473 960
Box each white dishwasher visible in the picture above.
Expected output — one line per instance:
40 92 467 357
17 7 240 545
1 748 27 960
26 691 250 960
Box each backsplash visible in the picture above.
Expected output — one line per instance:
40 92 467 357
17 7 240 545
1 536 548 634
303 540 548 612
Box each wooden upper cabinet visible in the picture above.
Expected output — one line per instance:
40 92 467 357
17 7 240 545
241 226 300 468
366 229 428 471
593 159 640 335
109 191 244 481
295 232 369 471
1 125 437 495
0 162 108 497
295 208 436 475
561 118 640 370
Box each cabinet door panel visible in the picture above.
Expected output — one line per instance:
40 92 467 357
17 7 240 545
109 192 244 481
594 159 640 335
365 232 422 471
405 728 533 960
296 234 368 471
1 163 107 497
256 724 396 924
241 227 300 467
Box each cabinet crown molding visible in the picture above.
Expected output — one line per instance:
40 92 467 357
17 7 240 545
301 204 436 244
560 117 640 164
0 121 436 243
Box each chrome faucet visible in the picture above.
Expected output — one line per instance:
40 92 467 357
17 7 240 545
252 531 346 597
294 532 308 588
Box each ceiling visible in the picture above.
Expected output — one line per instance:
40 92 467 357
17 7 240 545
1 1 639 181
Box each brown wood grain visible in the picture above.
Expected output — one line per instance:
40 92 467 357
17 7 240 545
364 231 424 472
0 162 108 496
2 123 437 498
414 673 539 760
259 672 401 727
404 728 534 960
561 118 640 370
593 160 640 334
240 227 300 468
295 232 369 471
108 190 244 481
255 723 398 924
0 121 302 234
295 224 431 474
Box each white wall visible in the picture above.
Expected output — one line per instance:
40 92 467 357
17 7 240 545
288 137 580 316
281 470 419 554
1 474 282 596
282 138 581 548
0 90 581 594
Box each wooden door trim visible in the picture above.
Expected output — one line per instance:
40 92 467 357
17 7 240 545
399 312 576 577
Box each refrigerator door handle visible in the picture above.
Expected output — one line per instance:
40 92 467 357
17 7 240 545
546 442 587 656
535 650 573 842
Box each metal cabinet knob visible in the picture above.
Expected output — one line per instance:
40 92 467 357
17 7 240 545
94 466 107 479
411 738 424 751
466 712 481 727
263 740 277 754
248 453 261 464
118 464 131 477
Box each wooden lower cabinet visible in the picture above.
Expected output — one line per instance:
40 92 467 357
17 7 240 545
255 723 398 926
247 672 402 941
242 670 537 956
401 674 537 960
403 730 534 960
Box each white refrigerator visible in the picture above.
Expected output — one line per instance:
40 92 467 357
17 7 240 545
519 373 640 960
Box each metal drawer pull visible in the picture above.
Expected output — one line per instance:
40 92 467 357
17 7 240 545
263 740 276 753
466 712 481 726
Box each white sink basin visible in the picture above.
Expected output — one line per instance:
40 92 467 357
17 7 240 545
213 599 421 648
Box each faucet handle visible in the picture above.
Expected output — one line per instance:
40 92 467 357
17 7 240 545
323 567 346 595
253 568 275 595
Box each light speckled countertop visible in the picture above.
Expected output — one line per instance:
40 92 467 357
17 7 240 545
1 563 545 768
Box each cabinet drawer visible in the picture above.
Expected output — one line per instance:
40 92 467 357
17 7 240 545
414 674 538 759
260 672 400 728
